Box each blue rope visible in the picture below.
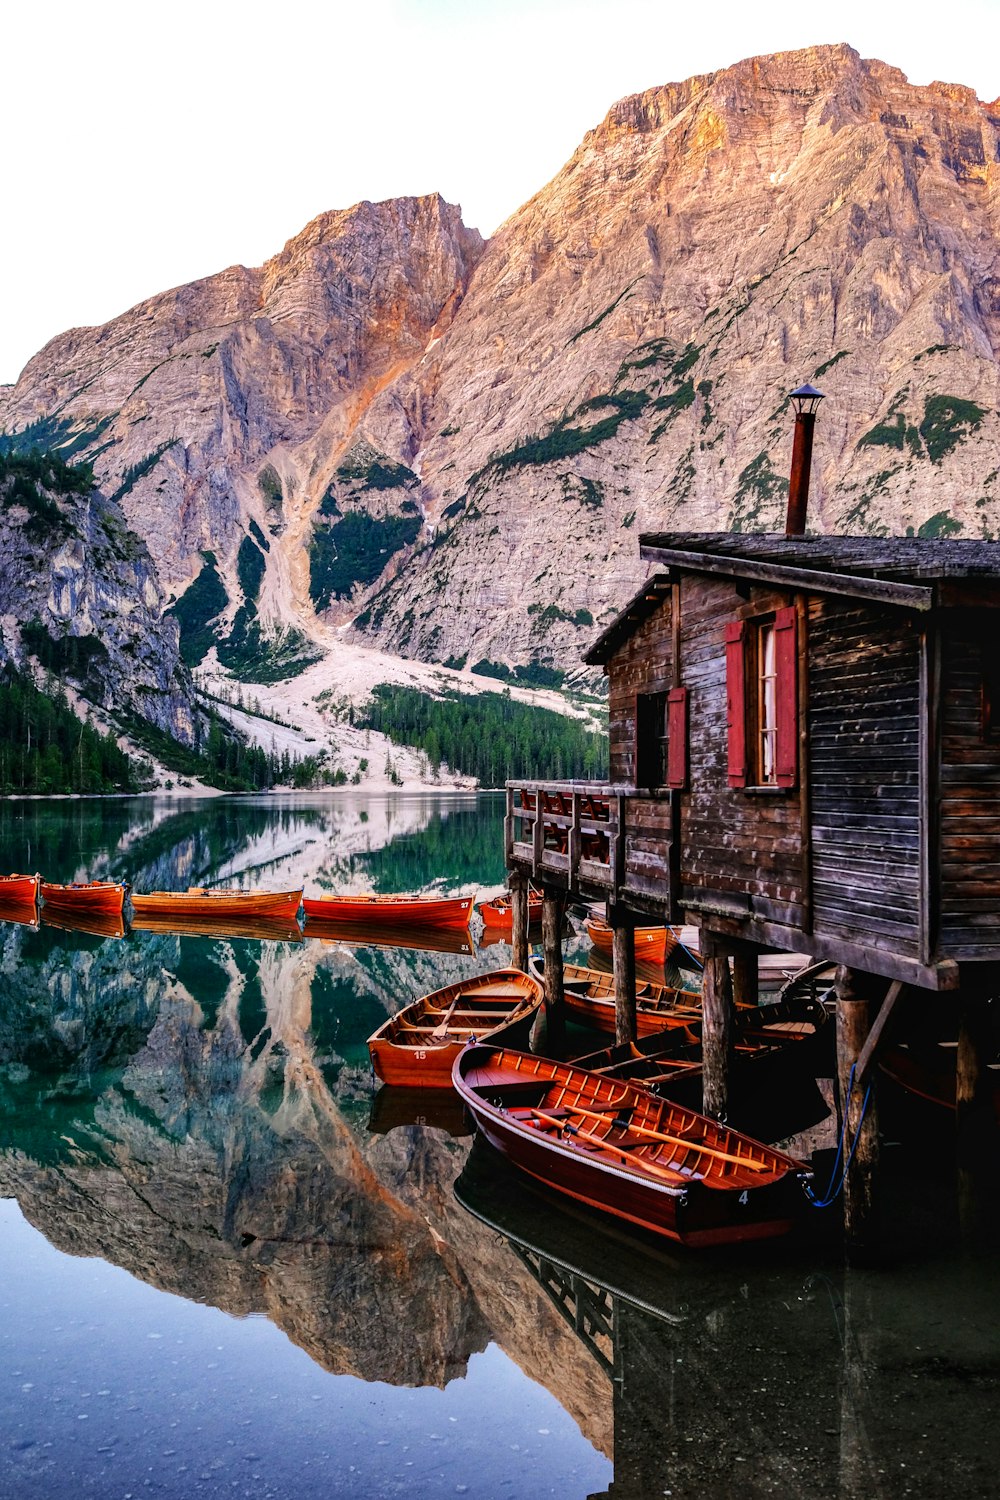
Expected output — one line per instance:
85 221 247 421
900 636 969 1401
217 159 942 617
806 1063 873 1209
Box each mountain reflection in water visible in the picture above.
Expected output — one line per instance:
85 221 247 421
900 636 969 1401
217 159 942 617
0 794 997 1499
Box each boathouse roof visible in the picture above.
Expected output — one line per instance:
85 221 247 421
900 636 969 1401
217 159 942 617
584 533 1000 665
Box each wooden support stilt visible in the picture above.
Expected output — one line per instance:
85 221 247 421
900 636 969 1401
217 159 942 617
531 886 566 1056
700 931 734 1121
609 906 637 1046
956 984 999 1242
509 871 529 975
732 950 758 1011
834 966 881 1259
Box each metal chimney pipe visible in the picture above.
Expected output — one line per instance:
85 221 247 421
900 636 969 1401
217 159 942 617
785 384 824 537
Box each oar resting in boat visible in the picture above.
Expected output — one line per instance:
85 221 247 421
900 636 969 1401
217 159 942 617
525 1102 772 1171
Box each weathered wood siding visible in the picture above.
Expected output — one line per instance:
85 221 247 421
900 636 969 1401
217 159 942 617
623 796 673 902
808 597 922 959
939 609 1000 958
678 577 804 925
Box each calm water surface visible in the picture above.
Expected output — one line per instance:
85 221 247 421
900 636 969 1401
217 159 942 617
0 793 997 1498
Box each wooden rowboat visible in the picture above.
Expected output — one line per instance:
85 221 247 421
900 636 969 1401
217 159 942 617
130 887 302 922
452 1045 812 1248
584 915 677 967
367 968 543 1088
40 879 127 916
0 873 40 905
477 891 543 931
574 995 832 1141
881 1040 1000 1122
303 892 474 931
530 958 701 1038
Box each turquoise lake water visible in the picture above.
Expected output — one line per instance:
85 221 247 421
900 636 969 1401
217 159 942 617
0 793 997 1498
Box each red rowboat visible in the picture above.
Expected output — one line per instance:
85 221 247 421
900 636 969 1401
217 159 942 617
477 891 543 931
40 880 127 916
452 1045 812 1248
368 968 543 1088
303 892 474 931
130 887 302 922
530 959 701 1037
0 874 40 905
584 915 676 966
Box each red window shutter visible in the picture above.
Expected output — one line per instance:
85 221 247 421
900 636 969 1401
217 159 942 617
774 605 798 787
725 621 747 788
666 687 688 789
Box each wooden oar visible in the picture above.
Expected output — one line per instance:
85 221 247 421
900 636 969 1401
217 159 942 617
429 994 464 1039
524 1110 693 1187
535 1102 772 1172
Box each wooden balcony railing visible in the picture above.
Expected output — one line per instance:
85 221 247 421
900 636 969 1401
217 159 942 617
505 780 635 898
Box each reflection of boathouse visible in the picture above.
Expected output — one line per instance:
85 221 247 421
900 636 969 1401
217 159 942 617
506 433 1000 1246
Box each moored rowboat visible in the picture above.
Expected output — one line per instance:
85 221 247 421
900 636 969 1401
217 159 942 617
130 887 302 922
0 874 40 905
303 892 474 930
574 994 831 1138
584 915 676 966
452 1045 812 1248
530 958 701 1037
477 891 543 931
40 880 127 916
368 968 543 1088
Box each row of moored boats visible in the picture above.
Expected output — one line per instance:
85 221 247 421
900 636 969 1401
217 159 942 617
366 958 831 1251
0 876 540 932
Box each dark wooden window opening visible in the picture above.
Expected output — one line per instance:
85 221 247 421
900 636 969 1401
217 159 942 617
636 692 669 789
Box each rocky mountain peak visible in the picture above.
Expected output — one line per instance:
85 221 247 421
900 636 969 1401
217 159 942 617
2 45 998 727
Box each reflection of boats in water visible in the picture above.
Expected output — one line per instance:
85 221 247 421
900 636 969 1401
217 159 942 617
368 969 544 1087
455 1136 686 1323
368 1084 473 1138
306 918 473 956
130 887 303 922
303 892 474 930
40 879 127 916
40 906 126 939
129 912 304 944
0 897 40 929
453 1045 813 1248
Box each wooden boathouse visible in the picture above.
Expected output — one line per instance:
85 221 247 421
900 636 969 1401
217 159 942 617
505 530 1000 1248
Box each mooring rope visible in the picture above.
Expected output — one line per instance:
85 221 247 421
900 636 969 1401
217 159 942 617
805 1062 873 1209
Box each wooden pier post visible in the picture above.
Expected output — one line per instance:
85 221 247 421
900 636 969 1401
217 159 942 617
834 966 881 1259
509 871 530 974
732 947 759 1011
530 885 567 1056
700 931 734 1120
609 905 637 1046
956 983 1000 1241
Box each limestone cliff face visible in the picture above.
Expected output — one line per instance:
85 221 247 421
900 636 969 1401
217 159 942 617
363 43 1000 667
0 196 483 662
0 456 196 742
2 46 999 692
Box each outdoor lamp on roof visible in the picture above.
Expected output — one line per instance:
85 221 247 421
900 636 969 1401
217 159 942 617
790 383 825 417
785 384 825 536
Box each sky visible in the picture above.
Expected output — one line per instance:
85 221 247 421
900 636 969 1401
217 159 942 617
2 0 998 385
